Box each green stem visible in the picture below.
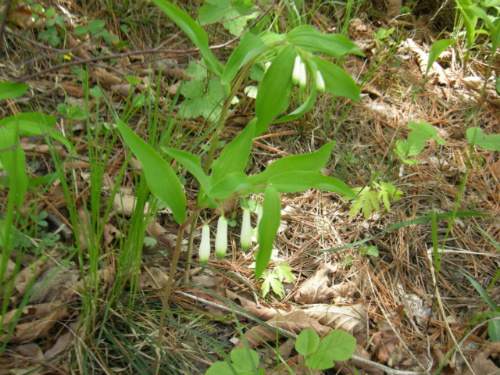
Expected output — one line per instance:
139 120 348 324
203 61 255 173
154 208 201 374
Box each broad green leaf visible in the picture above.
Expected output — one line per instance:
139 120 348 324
0 82 29 99
222 33 268 87
116 120 186 224
305 330 356 370
265 171 358 199
151 0 223 75
255 45 295 135
209 172 254 200
427 39 456 75
0 113 76 154
0 128 28 207
408 120 447 145
312 57 360 102
489 319 500 342
286 25 362 57
162 147 211 192
466 127 500 151
0 113 57 130
272 87 318 124
211 119 255 183
205 361 234 375
274 263 294 283
199 0 258 36
295 329 320 357
230 348 260 372
249 141 335 185
255 185 281 279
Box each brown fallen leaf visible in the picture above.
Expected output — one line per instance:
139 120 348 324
294 263 339 304
1 302 69 343
235 310 331 349
300 303 367 333
138 266 169 290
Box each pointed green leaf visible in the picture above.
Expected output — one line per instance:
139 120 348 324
255 185 281 279
211 119 255 183
266 171 357 199
151 0 223 75
222 32 268 86
162 147 212 192
286 25 363 57
255 45 295 135
249 141 335 185
0 128 28 207
295 329 320 357
427 39 456 75
117 120 186 224
272 87 317 124
0 82 29 100
312 57 360 102
209 172 254 200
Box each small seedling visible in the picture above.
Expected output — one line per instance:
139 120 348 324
260 262 295 299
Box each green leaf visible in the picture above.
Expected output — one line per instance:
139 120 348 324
408 120 446 145
209 172 254 200
205 361 234 375
151 0 223 75
199 0 258 36
211 119 255 183
255 45 295 135
272 87 318 124
305 330 356 370
0 128 28 207
250 141 335 185
265 171 357 199
116 120 186 224
274 263 294 283
230 348 260 372
162 147 211 192
222 33 268 87
295 329 320 357
312 57 360 102
462 272 500 312
489 318 500 342
427 39 456 75
0 82 29 100
0 113 76 155
286 25 363 57
255 185 281 279
466 127 500 151
269 276 284 298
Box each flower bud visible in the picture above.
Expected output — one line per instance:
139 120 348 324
215 216 228 259
240 209 252 251
292 56 302 85
264 61 271 72
316 71 325 93
199 224 211 264
298 61 307 89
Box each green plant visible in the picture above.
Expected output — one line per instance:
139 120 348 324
393 119 447 165
205 328 356 374
344 180 403 220
115 3 362 369
260 262 295 299
74 19 118 44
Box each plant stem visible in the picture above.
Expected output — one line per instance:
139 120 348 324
203 61 255 173
154 209 200 374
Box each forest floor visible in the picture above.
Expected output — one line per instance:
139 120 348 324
1 1 500 374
